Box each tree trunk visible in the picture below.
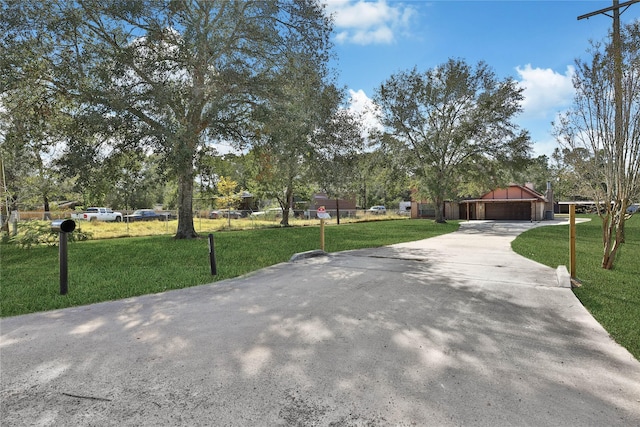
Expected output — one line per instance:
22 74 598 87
280 185 294 227
43 195 51 220
601 205 626 269
335 198 341 225
361 181 367 212
434 196 446 223
174 168 198 239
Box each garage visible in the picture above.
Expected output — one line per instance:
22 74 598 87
459 184 548 221
485 202 531 221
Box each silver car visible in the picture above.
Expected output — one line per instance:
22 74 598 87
367 205 387 215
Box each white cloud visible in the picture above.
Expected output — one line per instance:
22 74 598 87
347 89 383 134
532 132 559 158
516 64 575 119
326 0 415 45
513 65 576 157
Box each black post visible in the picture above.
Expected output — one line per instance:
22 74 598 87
51 219 75 295
208 233 217 275
59 231 68 295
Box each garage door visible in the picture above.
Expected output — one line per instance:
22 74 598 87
485 202 531 220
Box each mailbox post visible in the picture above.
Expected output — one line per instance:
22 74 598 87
51 219 76 295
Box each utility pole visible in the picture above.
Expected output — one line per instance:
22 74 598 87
578 1 638 268
578 2 636 179
578 1 637 179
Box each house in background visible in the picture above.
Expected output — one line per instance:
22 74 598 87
460 183 552 221
238 191 259 212
411 183 554 221
411 200 460 220
308 193 357 218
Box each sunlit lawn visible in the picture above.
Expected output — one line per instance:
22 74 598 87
512 214 640 360
72 213 406 239
1 218 458 317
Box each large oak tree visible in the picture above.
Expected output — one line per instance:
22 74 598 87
373 59 530 223
2 0 333 238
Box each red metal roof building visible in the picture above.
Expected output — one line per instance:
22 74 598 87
411 183 554 221
460 184 551 221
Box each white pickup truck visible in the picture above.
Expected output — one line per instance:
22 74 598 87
72 207 123 222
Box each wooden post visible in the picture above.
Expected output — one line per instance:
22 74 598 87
570 204 576 278
320 219 325 251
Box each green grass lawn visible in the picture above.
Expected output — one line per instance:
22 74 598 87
0 219 459 317
512 214 640 360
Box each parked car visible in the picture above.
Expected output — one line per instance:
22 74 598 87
627 204 639 214
125 209 168 222
71 207 123 222
209 210 243 219
367 205 387 215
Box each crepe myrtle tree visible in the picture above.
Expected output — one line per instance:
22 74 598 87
3 0 333 238
373 59 531 223
554 22 640 269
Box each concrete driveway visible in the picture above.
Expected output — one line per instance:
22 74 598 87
1 220 639 426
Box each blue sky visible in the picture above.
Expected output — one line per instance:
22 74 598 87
326 0 640 157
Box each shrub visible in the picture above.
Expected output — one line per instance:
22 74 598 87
8 220 92 248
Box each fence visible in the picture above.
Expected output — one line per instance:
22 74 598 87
4 207 402 222
1 208 408 239
3 211 74 221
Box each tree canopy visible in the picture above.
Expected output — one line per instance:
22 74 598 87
373 59 531 222
1 0 333 238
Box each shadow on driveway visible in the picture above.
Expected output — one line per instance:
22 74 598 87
1 221 639 426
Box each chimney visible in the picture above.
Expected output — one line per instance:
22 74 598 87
525 182 535 191
544 181 554 220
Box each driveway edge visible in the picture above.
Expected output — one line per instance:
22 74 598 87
556 265 572 288
289 249 328 262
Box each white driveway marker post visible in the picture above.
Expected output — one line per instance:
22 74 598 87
317 206 330 251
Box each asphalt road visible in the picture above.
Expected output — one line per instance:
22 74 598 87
1 220 639 426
